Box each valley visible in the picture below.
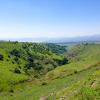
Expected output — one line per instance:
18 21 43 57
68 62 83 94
0 41 100 100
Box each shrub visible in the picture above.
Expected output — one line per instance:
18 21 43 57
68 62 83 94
9 89 14 93
41 82 47 85
8 55 11 58
12 61 15 64
10 49 20 57
14 57 19 62
0 54 4 61
6 59 9 61
18 66 21 69
14 57 20 64
53 58 68 65
28 56 34 62
74 70 78 74
62 57 69 64
14 68 21 74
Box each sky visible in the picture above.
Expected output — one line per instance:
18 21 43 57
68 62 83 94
0 0 100 39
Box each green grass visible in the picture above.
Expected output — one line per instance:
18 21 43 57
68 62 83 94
0 47 28 91
45 44 100 80
0 62 99 100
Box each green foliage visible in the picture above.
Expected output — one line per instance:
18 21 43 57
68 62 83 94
45 43 67 55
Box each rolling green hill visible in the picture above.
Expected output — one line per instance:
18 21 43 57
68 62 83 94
0 42 100 100
0 41 68 92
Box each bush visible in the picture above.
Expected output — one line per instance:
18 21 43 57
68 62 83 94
53 58 68 65
14 68 21 74
0 54 4 61
24 61 43 71
62 57 69 64
10 49 20 57
74 70 78 74
6 59 9 61
28 56 34 62
14 57 19 62
9 89 14 93
12 61 15 64
41 82 47 85
8 55 11 58
18 66 21 69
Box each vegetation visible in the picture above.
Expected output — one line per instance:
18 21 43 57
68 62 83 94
0 54 4 60
0 41 68 91
0 41 100 100
45 43 67 55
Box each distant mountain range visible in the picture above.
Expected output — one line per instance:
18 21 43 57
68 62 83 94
0 34 100 43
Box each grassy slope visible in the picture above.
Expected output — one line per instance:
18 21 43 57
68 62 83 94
46 44 100 80
0 41 66 92
0 62 99 100
0 42 28 91
0 43 99 100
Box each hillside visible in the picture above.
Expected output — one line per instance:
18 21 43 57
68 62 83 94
0 41 68 92
0 42 100 100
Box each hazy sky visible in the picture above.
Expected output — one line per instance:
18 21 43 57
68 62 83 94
0 0 100 39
